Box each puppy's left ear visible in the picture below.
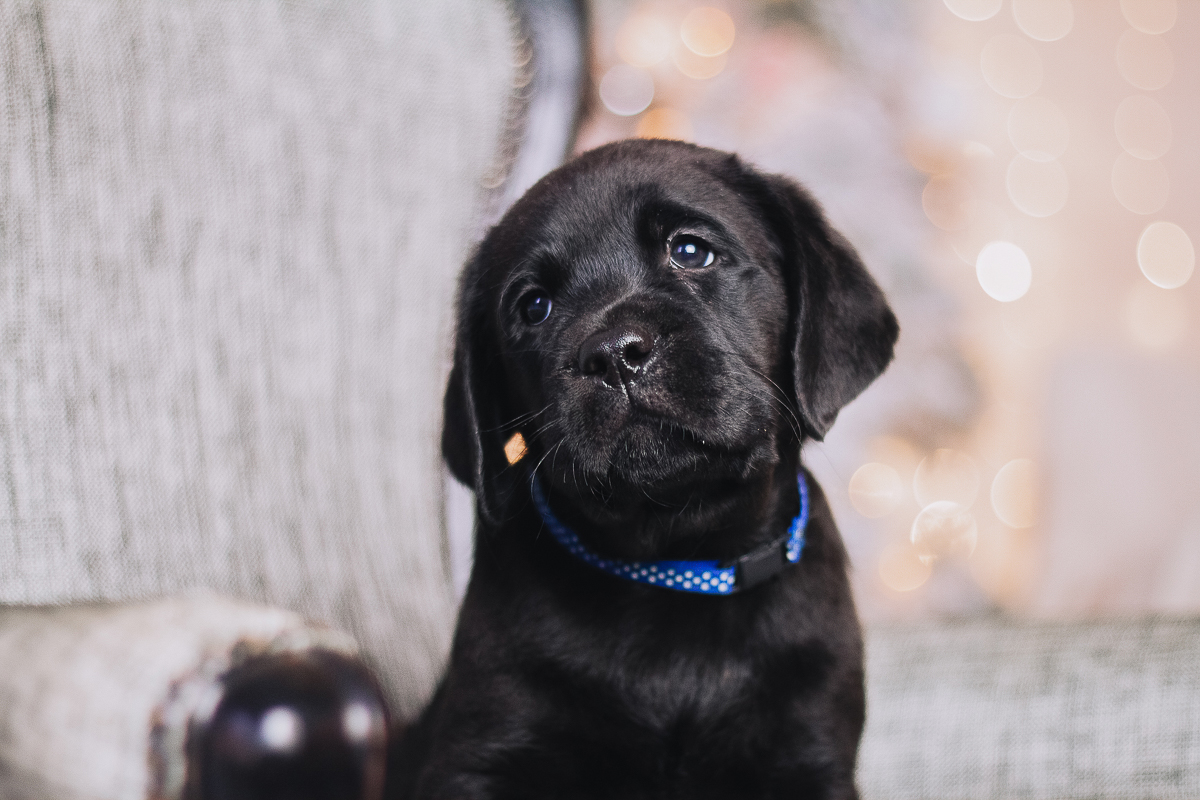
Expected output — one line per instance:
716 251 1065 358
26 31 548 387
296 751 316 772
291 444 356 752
442 253 521 527
749 171 899 440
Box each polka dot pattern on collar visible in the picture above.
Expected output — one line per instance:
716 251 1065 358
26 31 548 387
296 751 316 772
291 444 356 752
531 474 809 595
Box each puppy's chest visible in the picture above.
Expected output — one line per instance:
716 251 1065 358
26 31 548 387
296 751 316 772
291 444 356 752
534 630 813 741
512 644 821 799
618 654 759 723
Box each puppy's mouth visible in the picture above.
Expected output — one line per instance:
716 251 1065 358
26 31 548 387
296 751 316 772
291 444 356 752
620 407 725 453
537 401 773 494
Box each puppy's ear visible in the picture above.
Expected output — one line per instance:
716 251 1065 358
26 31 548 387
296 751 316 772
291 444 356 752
442 259 518 527
750 172 899 440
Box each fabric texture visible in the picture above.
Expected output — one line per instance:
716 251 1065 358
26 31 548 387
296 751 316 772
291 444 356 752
0 0 517 717
859 616 1200 800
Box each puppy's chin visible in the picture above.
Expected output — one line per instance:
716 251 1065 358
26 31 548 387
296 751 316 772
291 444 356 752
551 378 780 482
536 411 781 532
601 416 766 484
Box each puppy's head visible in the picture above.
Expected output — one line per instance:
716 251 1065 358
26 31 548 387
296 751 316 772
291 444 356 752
444 140 897 540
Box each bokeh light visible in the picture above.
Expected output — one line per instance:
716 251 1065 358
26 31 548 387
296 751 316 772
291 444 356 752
981 34 1043 98
911 501 979 564
598 64 654 116
615 12 673 68
1116 30 1174 90
1138 221 1195 288
1012 0 1074 42
1115 95 1172 160
944 0 1002 22
879 540 933 592
679 7 735 57
849 462 905 518
636 107 694 140
1120 0 1177 34
1007 97 1070 161
673 45 728 79
991 459 1037 528
914 449 981 508
1006 156 1068 217
976 241 1033 302
1126 281 1188 349
1111 153 1169 214
922 175 973 231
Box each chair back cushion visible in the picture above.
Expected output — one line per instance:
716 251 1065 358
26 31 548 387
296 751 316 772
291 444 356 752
0 0 517 716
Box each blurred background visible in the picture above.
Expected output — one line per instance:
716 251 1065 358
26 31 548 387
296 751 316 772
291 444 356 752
574 0 1199 623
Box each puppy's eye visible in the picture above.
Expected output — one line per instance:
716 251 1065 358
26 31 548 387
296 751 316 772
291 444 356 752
520 291 553 325
669 235 715 269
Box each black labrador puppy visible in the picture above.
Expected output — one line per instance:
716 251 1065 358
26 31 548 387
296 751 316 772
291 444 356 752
392 139 898 800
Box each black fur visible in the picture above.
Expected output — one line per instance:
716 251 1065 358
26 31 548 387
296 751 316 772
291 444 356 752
390 140 898 800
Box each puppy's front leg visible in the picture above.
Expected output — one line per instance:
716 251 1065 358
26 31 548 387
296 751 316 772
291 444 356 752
388 679 539 800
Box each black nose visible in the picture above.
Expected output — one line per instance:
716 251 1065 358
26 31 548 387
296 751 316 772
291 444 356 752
578 327 655 387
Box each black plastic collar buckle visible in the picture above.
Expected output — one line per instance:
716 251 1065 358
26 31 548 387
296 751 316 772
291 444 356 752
732 537 789 590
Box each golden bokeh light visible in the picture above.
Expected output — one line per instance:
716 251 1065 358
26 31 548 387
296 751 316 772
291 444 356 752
922 175 973 231
849 463 906 519
944 0 1002 22
879 540 933 592
911 501 979 564
679 7 735 58
980 34 1043 98
1126 281 1188 349
635 107 694 141
1006 155 1068 218
615 12 674 68
914 448 981 508
672 45 728 80
1007 97 1070 161
1012 0 1074 42
1111 153 1169 215
976 241 1033 302
1138 221 1195 289
1116 29 1174 90
991 459 1037 528
598 64 655 116
1120 0 1177 34
1115 95 1172 160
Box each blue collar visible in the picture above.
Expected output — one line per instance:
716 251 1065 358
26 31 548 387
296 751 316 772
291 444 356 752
531 474 809 595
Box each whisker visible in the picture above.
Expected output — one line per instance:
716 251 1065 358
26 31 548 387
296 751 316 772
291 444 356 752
486 403 552 434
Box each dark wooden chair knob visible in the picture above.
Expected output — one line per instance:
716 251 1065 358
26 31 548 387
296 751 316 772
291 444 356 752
187 649 388 800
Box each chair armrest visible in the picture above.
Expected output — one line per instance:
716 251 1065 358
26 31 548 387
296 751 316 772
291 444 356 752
0 594 375 800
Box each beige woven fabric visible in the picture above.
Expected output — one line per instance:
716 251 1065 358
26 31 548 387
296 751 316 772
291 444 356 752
859 617 1200 800
0 0 517 716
